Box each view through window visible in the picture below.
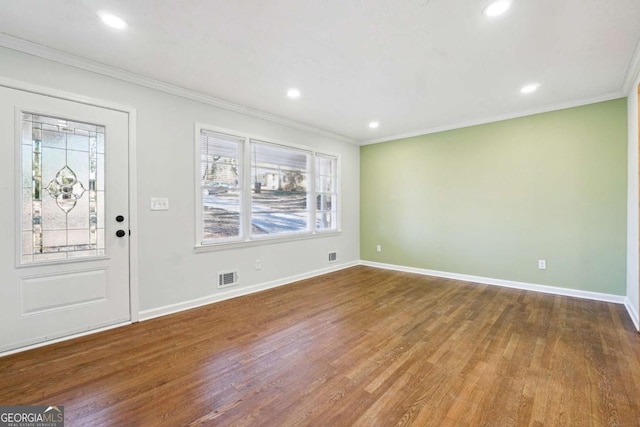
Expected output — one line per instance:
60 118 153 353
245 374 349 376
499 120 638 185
198 127 338 245
251 141 309 236
200 130 243 241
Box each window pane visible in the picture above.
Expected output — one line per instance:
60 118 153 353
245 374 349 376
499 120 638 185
316 175 334 193
201 130 243 241
316 212 336 231
252 211 308 235
250 141 309 236
316 194 335 211
316 155 334 176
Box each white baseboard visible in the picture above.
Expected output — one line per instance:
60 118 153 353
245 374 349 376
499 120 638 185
5 260 633 358
360 260 627 305
624 298 640 331
0 321 131 358
139 261 359 321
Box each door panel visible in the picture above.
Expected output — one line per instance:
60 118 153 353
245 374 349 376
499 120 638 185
20 269 107 315
0 86 130 352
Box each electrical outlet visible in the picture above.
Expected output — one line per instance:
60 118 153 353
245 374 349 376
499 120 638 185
255 259 262 270
376 244 382 253
150 197 169 211
538 260 546 270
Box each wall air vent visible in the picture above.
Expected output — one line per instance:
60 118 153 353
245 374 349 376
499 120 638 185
218 271 239 288
328 251 338 263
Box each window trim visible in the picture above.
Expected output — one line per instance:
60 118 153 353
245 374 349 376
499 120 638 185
194 123 341 251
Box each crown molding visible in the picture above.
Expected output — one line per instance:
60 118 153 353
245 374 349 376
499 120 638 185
0 33 356 145
623 37 640 94
360 92 625 145
1 32 631 147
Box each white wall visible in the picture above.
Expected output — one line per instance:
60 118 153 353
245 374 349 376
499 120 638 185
627 74 640 331
0 46 360 317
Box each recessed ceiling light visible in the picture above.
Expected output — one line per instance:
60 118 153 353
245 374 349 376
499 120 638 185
369 121 380 129
483 0 511 17
287 88 301 99
97 11 127 30
520 83 541 94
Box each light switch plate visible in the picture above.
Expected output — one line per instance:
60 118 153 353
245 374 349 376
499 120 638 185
151 197 169 211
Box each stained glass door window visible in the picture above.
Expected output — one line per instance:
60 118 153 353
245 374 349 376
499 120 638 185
21 112 105 263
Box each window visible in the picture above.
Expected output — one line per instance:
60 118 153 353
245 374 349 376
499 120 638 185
196 125 339 247
251 141 310 236
200 130 243 243
316 154 338 231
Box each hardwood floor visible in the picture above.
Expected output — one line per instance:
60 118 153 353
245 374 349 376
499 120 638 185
1 265 639 426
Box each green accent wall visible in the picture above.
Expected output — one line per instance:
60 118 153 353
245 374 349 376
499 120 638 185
361 99 628 295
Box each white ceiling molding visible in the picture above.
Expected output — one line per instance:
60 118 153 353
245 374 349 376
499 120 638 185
0 33 356 145
0 32 627 147
622 37 640 95
0 2 638 142
361 92 624 146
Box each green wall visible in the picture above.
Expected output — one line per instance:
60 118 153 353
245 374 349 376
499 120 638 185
360 98 628 295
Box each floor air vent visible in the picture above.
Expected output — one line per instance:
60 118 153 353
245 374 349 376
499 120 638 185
218 271 239 288
328 252 338 262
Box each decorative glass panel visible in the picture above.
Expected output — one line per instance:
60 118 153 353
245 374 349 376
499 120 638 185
21 112 105 264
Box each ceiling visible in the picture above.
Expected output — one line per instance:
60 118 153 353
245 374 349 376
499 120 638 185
1 0 639 144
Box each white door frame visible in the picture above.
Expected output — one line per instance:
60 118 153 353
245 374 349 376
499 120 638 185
0 76 139 328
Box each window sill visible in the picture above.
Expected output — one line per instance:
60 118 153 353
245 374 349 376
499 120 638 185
194 229 342 253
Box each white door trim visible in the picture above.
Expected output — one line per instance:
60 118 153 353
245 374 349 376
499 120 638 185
0 76 139 323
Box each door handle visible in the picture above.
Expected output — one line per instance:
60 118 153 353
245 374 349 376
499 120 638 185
116 230 126 238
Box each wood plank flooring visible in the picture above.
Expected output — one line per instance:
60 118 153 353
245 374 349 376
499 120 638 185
1 266 639 426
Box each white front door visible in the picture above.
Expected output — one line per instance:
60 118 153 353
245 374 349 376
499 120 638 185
0 85 131 353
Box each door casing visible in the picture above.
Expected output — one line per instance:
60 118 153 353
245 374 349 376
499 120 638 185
0 76 139 356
